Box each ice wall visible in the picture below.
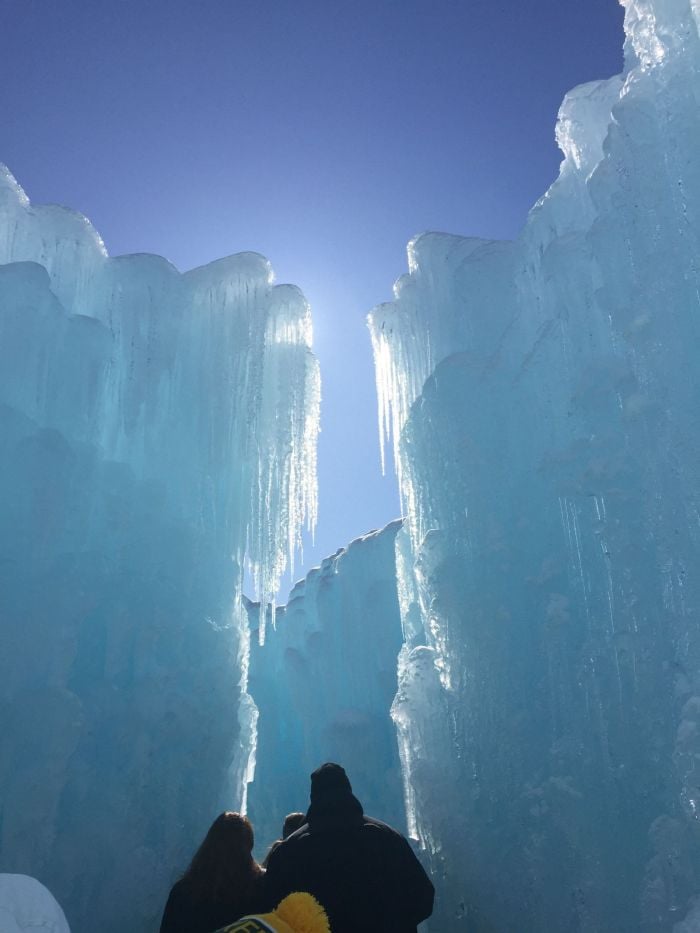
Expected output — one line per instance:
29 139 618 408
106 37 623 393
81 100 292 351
369 1 700 930
0 167 319 933
246 521 406 856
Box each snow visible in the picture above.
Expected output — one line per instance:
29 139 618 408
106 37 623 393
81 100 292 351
0 875 70 933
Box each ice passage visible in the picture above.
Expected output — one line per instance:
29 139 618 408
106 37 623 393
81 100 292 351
4 0 700 931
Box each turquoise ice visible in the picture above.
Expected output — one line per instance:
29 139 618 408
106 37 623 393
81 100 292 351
0 166 319 932
246 521 406 855
368 0 700 928
3 0 700 930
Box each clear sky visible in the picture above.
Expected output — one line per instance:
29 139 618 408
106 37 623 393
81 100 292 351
1 0 625 597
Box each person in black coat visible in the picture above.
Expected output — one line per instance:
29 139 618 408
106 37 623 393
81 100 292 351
262 812 307 868
159 812 265 933
263 763 434 933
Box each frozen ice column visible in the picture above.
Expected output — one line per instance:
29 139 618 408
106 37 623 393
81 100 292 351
369 0 700 930
0 166 319 933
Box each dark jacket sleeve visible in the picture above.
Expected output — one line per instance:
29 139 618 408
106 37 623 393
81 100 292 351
261 843 296 912
395 834 435 925
261 838 282 870
159 885 185 933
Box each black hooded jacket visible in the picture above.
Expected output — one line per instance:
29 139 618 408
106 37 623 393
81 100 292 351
263 782 434 933
159 875 265 933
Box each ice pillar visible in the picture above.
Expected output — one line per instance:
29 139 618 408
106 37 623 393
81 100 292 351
369 2 700 929
0 167 319 933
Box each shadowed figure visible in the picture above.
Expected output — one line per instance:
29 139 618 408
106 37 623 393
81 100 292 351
160 812 265 933
263 812 307 868
264 763 434 933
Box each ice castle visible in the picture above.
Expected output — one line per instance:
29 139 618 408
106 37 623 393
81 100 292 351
3 0 700 930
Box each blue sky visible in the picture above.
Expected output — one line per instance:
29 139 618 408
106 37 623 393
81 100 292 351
1 0 625 594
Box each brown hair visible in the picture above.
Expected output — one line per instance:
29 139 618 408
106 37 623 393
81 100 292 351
182 812 263 901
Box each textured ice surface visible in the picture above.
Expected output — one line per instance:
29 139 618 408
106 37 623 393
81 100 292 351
0 875 70 933
5 0 700 929
0 166 319 625
0 168 319 933
246 520 406 854
369 0 700 930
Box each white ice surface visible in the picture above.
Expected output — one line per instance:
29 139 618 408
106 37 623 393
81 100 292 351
0 875 70 933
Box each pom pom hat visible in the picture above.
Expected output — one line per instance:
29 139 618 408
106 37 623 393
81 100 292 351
217 892 330 933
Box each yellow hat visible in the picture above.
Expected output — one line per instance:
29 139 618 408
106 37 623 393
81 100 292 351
219 892 330 933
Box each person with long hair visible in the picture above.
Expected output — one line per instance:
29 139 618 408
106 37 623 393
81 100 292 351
159 812 265 933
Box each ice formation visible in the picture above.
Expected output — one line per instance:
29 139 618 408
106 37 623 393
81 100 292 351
368 0 700 929
0 874 71 933
246 521 406 853
0 166 319 933
4 0 700 930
